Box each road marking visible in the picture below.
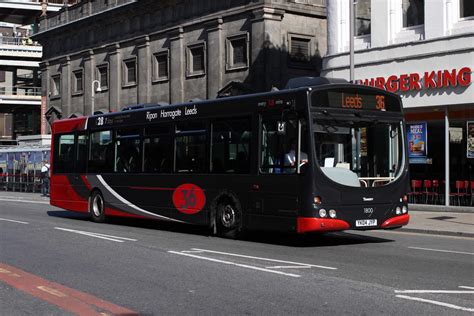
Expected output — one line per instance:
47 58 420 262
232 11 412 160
396 295 474 312
0 263 139 315
409 246 474 256
192 248 337 270
0 218 29 224
266 265 312 269
54 227 137 243
168 251 301 278
0 198 49 205
459 286 474 290
395 290 474 294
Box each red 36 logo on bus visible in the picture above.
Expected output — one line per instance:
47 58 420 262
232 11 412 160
172 183 206 215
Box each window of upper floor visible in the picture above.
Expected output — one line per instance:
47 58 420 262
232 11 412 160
460 0 474 19
402 0 424 28
356 0 371 36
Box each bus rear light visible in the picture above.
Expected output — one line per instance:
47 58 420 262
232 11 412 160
395 206 401 215
319 209 327 218
402 195 408 203
314 196 322 204
329 209 337 218
402 206 408 214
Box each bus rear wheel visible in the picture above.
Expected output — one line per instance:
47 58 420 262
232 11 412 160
89 191 106 223
216 199 241 239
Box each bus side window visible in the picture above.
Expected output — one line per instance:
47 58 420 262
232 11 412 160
54 133 75 174
175 122 206 173
89 130 114 173
211 118 251 174
76 134 88 173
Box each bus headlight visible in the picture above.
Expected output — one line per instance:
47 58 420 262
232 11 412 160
329 209 337 218
395 206 401 215
402 206 408 214
319 209 327 218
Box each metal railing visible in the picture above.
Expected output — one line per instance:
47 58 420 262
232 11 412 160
0 86 42 97
0 36 40 47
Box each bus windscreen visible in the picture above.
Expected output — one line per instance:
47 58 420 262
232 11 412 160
311 88 401 112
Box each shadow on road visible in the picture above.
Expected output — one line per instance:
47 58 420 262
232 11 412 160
46 210 393 247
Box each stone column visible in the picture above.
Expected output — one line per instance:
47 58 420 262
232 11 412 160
136 36 151 104
206 18 223 99
107 43 121 112
60 56 71 117
251 7 284 91
83 49 95 116
169 27 184 104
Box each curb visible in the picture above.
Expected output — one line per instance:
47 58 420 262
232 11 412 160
399 228 474 238
409 204 474 214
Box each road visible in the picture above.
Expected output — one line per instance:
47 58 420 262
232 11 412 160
1 197 473 315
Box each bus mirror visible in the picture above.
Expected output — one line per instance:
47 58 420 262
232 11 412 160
277 121 286 135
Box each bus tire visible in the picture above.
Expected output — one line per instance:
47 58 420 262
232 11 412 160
215 196 242 239
89 190 106 223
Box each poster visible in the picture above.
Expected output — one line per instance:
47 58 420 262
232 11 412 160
468 121 474 158
407 122 428 163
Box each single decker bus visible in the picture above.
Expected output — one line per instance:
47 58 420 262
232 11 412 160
50 77 409 238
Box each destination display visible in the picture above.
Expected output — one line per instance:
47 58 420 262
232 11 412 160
311 89 401 112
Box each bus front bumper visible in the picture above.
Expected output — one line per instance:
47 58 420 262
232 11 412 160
296 214 410 233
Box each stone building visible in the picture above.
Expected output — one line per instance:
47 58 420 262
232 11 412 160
33 0 327 123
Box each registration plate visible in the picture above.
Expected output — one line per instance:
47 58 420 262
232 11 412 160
355 219 378 227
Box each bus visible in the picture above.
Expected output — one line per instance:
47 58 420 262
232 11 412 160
50 78 409 238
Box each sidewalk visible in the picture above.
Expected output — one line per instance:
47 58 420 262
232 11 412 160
0 191 472 237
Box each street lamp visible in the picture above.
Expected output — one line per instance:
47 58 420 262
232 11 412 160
91 80 101 116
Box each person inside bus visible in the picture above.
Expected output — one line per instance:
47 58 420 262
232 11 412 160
284 138 308 173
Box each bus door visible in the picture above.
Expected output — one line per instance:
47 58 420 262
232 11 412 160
255 115 307 224
72 132 90 210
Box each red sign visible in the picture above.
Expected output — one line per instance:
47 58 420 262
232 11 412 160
357 67 472 93
172 183 206 215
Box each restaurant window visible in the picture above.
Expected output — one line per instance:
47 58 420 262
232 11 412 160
403 0 424 27
460 0 474 18
356 0 371 36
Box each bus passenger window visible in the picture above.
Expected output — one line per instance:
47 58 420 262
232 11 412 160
211 119 251 174
76 134 88 173
115 129 141 173
89 130 114 173
175 122 206 173
54 134 75 174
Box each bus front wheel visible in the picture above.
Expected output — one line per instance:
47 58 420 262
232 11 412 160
89 191 106 223
216 198 241 239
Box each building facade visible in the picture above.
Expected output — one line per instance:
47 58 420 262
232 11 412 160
34 0 327 123
323 0 474 206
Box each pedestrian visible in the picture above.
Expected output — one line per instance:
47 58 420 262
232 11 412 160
41 160 50 197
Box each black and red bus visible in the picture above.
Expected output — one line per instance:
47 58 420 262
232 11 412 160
50 78 409 238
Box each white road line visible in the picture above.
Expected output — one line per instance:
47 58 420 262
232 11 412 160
409 246 474 256
168 251 301 278
0 198 50 205
395 290 474 294
396 295 474 312
266 265 312 269
0 218 29 224
54 227 137 243
192 248 337 270
459 286 474 290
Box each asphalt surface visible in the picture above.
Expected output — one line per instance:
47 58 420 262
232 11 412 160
0 198 473 315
